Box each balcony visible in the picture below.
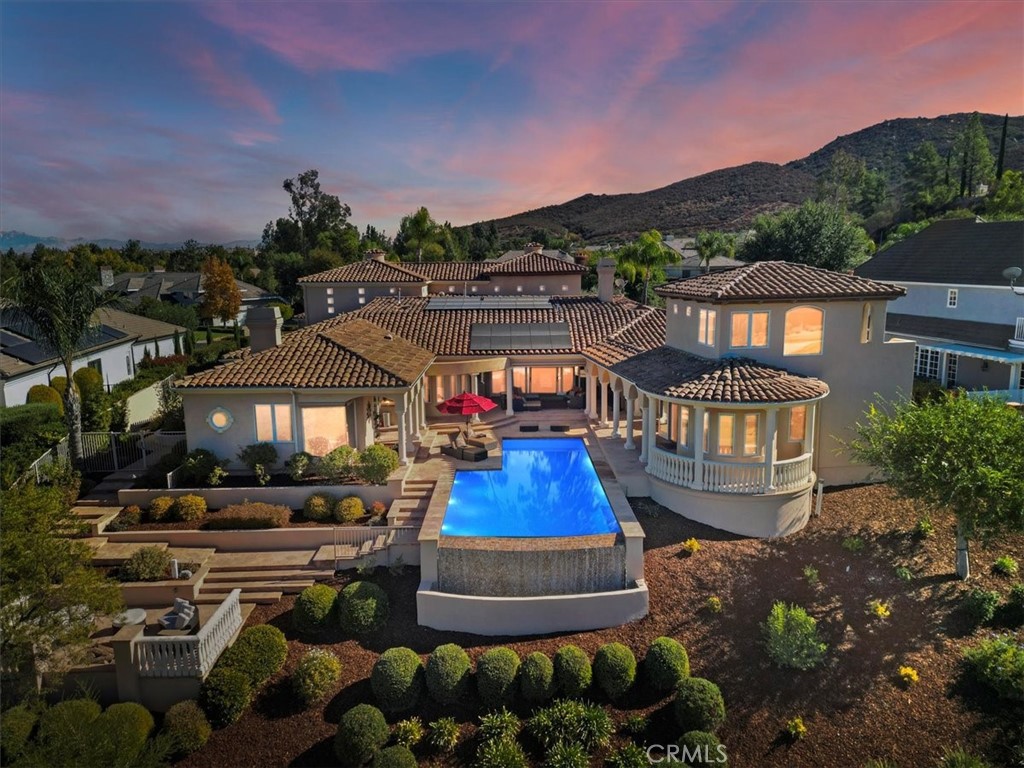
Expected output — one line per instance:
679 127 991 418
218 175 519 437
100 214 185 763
646 447 813 495
1011 318 1024 349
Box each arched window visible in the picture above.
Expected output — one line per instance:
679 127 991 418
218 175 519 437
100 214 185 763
783 307 824 356
860 304 873 344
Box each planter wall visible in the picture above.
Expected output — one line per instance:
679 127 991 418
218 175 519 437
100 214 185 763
118 478 403 510
119 564 209 607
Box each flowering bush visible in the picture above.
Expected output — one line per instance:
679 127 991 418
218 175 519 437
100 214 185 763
898 665 919 686
785 716 807 741
868 599 891 620
705 596 723 614
681 538 701 556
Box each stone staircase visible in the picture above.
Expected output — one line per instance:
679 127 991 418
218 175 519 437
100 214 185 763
195 550 334 605
387 478 435 527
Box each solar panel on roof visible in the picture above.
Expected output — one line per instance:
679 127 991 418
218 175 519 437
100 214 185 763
426 295 552 310
469 322 571 350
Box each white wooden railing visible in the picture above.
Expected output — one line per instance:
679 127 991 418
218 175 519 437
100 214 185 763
646 448 695 486
133 589 242 678
772 454 814 491
702 460 767 494
646 446 814 495
1013 317 1024 343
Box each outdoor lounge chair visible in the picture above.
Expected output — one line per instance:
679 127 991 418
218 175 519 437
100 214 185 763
441 433 487 462
465 433 498 451
159 598 198 631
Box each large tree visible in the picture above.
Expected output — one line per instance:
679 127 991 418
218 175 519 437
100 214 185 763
904 140 954 216
1 482 123 696
616 229 677 305
987 169 1024 217
850 393 1024 580
954 112 995 197
694 231 735 274
739 200 874 271
1 262 122 465
397 207 445 263
263 169 358 259
198 255 242 325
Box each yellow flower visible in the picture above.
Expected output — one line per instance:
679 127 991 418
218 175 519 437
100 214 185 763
898 665 919 685
682 538 701 555
868 599 891 619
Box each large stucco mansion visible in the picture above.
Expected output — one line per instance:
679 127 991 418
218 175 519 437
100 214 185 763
177 247 914 537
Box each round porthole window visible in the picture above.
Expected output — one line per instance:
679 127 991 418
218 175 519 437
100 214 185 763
207 408 233 433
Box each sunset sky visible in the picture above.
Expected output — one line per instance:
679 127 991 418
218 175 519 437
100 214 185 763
2 1 1022 243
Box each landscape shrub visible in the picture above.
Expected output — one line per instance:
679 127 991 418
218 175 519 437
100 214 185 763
992 555 1019 577
677 730 728 767
425 643 471 705
0 403 65 487
217 624 288 688
172 493 207 523
593 642 636 701
762 602 827 670
370 647 424 714
674 677 726 733
336 495 366 523
0 705 38 764
607 742 649 768
785 716 807 741
237 442 279 485
162 700 211 756
372 745 417 768
426 717 460 752
120 546 173 582
74 367 111 432
148 495 176 522
92 701 155 765
913 516 935 538
371 500 387 516
645 636 690 692
519 651 555 704
528 699 613 751
120 504 142 525
180 448 228 487
544 742 589 768
962 634 1024 702
841 535 865 553
37 698 101 746
391 716 424 748
334 704 390 768
478 709 521 743
286 451 314 481
199 667 252 728
1006 582 1024 626
553 644 592 697
704 596 723 613
476 737 528 768
337 580 390 635
898 665 919 686
303 492 336 522
26 384 64 413
206 502 291 529
316 445 358 482
681 537 701 555
357 443 400 485
939 747 992 768
476 647 521 709
292 648 342 706
293 583 338 635
962 588 1000 626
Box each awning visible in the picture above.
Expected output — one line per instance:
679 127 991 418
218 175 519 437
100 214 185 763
909 340 1024 364
426 357 508 376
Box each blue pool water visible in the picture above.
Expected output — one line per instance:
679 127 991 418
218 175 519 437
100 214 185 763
441 437 620 537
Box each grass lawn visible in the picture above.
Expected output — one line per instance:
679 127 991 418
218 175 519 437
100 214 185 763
180 485 1023 768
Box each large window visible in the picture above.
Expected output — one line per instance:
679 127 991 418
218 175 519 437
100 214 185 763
914 348 941 380
730 311 769 348
789 406 806 442
301 406 348 456
698 308 717 346
255 404 293 443
743 413 760 455
717 413 735 455
783 307 824 356
947 289 958 308
860 304 872 344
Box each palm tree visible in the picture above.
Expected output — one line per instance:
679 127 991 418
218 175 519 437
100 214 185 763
616 229 677 305
2 262 122 466
400 207 444 263
694 231 737 274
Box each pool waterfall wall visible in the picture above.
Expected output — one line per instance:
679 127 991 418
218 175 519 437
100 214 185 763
417 464 648 636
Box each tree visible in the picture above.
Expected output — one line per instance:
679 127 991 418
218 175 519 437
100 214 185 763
269 169 355 258
904 141 953 216
198 256 241 325
0 482 123 695
850 394 1024 580
694 231 735 274
616 229 677 305
954 112 995 197
987 169 1024 217
817 150 888 219
739 200 874 271
996 113 1009 181
1 262 121 465
397 207 444 263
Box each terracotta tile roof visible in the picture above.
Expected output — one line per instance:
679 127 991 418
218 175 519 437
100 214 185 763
655 261 905 303
297 260 427 284
484 252 587 275
178 318 434 389
409 262 488 282
582 308 667 367
591 346 829 404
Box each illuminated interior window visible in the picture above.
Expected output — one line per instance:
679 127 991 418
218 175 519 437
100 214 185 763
783 307 824 356
328 306 335 314
673 304 678 314
254 404 292 442
207 407 233 433
301 406 348 456
389 287 396 294
471 286 477 292
730 311 769 348
327 296 334 305
698 308 717 346
326 287 334 296
539 285 546 292
358 297 365 305
743 413 759 455
789 405 807 441
860 304 872 343
448 286 455 292
717 413 735 455
516 285 523 292
494 286 500 292
686 305 692 317
490 371 505 395
562 284 569 291
357 287 365 295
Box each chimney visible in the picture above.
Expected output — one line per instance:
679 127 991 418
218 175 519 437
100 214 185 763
597 257 616 302
99 265 114 287
524 242 543 255
246 306 283 352
364 249 387 262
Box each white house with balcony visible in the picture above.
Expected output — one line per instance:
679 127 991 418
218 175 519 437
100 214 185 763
855 218 1024 400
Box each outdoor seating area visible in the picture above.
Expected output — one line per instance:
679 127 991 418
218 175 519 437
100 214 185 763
159 598 199 633
440 432 489 462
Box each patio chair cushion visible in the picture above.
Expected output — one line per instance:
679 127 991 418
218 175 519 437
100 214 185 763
173 597 191 613
466 435 498 451
454 433 467 449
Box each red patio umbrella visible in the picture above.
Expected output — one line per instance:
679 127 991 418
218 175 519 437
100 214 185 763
437 391 498 435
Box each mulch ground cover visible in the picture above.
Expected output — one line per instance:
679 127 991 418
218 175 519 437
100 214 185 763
179 485 1023 768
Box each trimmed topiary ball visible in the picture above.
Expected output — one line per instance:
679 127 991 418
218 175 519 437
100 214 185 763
677 730 728 767
476 647 521 709
172 493 207 523
553 645 592 697
519 652 555 704
0 705 38 764
425 643 472 705
199 667 252 728
303 492 336 522
674 677 726 733
337 581 390 636
293 583 338 635
370 647 425 714
372 744 418 768
162 700 211 756
37 698 101 746
292 648 343 707
645 636 690 693
336 495 365 523
93 702 155 764
217 624 288 688
148 496 175 522
334 704 390 768
593 643 637 701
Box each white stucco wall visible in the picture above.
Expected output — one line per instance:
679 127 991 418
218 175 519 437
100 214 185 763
1 340 137 407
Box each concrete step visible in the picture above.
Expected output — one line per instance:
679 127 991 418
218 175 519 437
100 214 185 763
166 548 217 566
91 541 168 566
312 543 360 562
195 591 282 605
205 568 335 583
207 551 316 571
202 579 314 595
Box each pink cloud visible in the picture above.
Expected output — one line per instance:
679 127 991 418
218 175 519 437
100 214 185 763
180 46 280 125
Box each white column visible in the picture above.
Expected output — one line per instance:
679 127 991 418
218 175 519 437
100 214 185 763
611 388 621 438
939 351 949 387
1009 363 1021 390
644 398 657 469
675 404 686 455
765 407 778 490
586 372 598 419
419 383 428 431
805 401 817 482
470 374 481 423
691 405 705 490
624 395 635 449
638 400 649 462
505 367 514 416
600 381 609 426
396 401 408 465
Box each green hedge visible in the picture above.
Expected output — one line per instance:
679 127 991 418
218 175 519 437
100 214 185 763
678 730 728 767
426 644 472 705
92 702 154 765
674 677 726 733
217 624 288 688
370 647 425 714
162 700 211 756
553 645 592 697
292 648 343 707
337 581 390 635
372 744 417 768
293 583 338 635
199 667 252 728
593 643 636 701
519 652 555 704
0 705 38 764
37 699 101 747
645 636 690 692
476 647 521 709
334 704 390 768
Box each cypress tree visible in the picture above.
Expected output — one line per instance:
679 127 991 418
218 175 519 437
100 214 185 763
205 327 213 345
996 113 1008 180
173 330 182 355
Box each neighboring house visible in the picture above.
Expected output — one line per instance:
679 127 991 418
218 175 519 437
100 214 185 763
663 236 745 279
0 308 185 406
100 268 284 326
176 259 911 538
298 245 588 321
854 218 1024 396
